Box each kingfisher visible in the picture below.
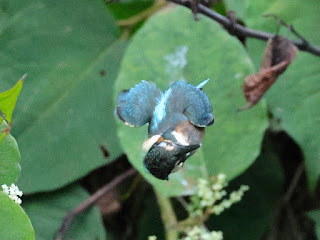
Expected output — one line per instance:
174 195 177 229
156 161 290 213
116 79 214 180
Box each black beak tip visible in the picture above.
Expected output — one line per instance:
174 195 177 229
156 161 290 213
208 115 215 126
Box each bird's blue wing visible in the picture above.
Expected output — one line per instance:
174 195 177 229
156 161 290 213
169 80 214 127
116 81 162 127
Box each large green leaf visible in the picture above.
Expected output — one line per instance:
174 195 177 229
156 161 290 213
224 0 249 20
108 0 154 20
0 0 126 193
308 210 320 239
226 0 320 189
207 130 284 239
23 184 105 240
0 120 20 185
115 7 268 196
0 192 35 240
137 193 165 240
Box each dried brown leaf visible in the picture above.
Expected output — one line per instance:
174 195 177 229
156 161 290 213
261 35 298 70
242 36 298 109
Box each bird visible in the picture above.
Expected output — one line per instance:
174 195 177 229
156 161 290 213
115 79 214 180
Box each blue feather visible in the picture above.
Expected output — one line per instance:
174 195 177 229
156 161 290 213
152 88 172 129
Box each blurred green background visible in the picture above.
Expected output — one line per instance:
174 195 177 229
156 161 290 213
0 0 319 239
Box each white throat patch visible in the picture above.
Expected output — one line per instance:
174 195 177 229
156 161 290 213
142 135 161 152
171 131 189 146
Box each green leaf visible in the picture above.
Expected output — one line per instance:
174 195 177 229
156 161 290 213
206 130 284 239
223 0 249 20
115 7 268 196
234 0 320 189
108 0 154 20
23 184 105 240
0 75 24 123
0 0 126 193
0 130 6 143
138 194 165 240
308 210 320 239
0 192 35 240
0 120 21 185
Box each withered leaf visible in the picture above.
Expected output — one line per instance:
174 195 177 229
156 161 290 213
242 36 298 109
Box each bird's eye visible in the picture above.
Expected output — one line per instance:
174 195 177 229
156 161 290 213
158 142 167 147
158 141 176 151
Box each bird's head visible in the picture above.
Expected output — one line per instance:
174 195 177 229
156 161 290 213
143 139 200 180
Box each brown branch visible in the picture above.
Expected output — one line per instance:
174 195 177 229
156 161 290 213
55 168 137 240
167 0 320 57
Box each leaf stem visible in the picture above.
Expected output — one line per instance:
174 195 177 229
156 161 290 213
155 190 178 240
170 208 211 232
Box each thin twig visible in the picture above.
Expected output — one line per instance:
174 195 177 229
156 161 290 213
167 0 320 56
55 168 137 240
268 163 305 240
176 196 190 210
286 204 303 240
175 197 210 232
282 162 305 203
171 208 212 231
264 14 310 45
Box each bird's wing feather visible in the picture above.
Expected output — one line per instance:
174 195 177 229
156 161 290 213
169 81 214 127
116 81 162 127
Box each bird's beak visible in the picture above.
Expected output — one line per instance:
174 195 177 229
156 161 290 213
176 144 201 154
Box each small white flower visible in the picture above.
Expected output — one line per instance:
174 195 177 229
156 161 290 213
212 183 223 191
217 173 226 181
2 184 9 194
211 205 224 215
15 198 22 205
148 235 157 240
16 190 23 197
240 185 249 191
222 200 232 209
1 183 23 204
184 226 224 240
221 190 227 197
229 192 241 202
210 231 223 240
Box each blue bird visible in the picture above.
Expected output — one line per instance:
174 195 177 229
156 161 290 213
116 79 214 180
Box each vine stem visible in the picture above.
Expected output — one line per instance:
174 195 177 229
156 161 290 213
167 0 320 57
55 168 136 240
154 190 178 240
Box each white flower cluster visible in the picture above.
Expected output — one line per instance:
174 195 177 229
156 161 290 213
183 226 223 240
211 185 249 215
1 184 23 204
189 174 249 216
198 174 228 208
148 236 157 240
